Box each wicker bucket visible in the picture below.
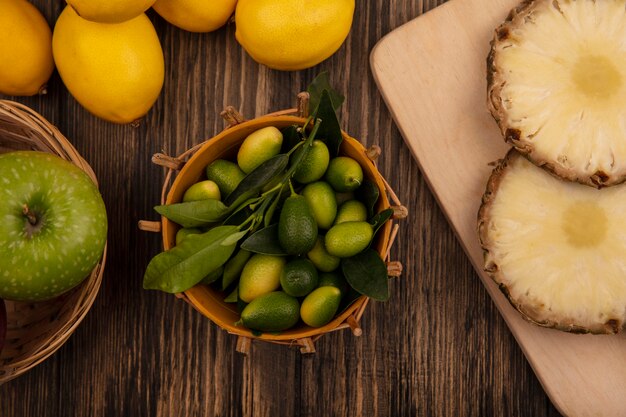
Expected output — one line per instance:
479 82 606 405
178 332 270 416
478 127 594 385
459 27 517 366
0 100 107 384
139 94 405 353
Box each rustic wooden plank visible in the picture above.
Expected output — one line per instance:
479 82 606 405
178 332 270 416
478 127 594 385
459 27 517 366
0 1 563 416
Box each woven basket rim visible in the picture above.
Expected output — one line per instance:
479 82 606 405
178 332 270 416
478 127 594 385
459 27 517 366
0 99 106 384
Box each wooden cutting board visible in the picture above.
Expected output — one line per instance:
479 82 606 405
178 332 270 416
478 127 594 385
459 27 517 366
370 1 626 416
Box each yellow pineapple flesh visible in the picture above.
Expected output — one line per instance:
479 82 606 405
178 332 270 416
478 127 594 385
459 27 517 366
488 0 626 187
479 152 626 334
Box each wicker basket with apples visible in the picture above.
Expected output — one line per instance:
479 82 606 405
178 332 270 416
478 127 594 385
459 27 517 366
0 100 107 383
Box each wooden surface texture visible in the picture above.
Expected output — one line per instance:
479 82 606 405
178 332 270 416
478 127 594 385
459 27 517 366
0 1 564 416
370 0 626 416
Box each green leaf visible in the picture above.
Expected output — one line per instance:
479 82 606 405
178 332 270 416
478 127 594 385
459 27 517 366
314 90 343 158
281 125 302 153
222 230 249 246
282 119 321 181
240 224 287 256
225 154 289 207
307 72 345 114
222 248 252 290
341 249 389 301
224 286 238 303
223 205 253 226
285 143 311 180
356 180 380 219
370 208 393 237
201 265 224 285
143 225 239 293
337 287 362 315
264 187 284 228
154 199 229 228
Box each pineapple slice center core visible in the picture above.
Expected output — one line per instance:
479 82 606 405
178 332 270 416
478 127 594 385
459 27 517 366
571 55 622 99
561 201 608 248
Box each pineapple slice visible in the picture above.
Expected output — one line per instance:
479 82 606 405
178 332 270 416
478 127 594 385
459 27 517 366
488 0 626 188
478 151 626 334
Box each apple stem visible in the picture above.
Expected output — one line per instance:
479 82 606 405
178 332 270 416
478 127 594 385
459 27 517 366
22 204 37 225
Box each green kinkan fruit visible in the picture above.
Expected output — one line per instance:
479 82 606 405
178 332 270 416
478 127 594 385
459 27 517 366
335 191 355 206
300 286 342 328
280 259 319 297
237 126 283 174
293 139 330 184
318 271 348 296
182 180 221 202
325 221 373 258
175 227 202 245
238 254 285 303
278 194 318 255
325 156 363 192
205 159 246 197
240 291 300 332
302 181 337 229
307 235 340 272
334 200 367 225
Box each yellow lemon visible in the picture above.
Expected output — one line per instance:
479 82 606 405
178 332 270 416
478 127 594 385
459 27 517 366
0 0 54 96
65 0 156 24
153 0 237 33
235 0 355 71
52 7 164 124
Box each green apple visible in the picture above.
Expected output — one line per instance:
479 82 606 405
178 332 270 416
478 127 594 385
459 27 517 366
182 180 221 202
0 151 107 301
